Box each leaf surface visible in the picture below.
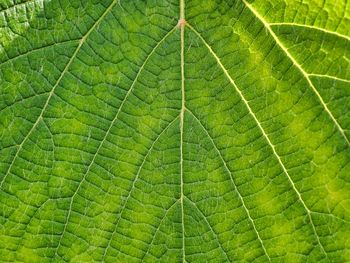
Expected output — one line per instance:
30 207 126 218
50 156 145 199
0 0 350 262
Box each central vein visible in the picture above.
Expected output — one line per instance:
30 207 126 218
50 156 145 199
179 0 186 261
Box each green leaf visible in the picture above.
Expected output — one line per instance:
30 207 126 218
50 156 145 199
1 0 349 262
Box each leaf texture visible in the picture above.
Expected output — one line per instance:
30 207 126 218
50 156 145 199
0 0 350 262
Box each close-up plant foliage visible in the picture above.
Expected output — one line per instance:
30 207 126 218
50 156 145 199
0 0 349 262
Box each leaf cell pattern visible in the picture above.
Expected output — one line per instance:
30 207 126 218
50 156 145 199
0 0 350 262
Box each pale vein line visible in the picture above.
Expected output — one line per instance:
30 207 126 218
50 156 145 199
54 26 177 258
180 0 186 262
0 91 49 114
309 74 350 84
187 23 328 258
141 199 179 261
0 38 80 67
101 116 179 260
0 0 118 189
242 0 350 146
186 108 271 262
16 197 69 251
312 211 350 224
184 196 231 262
269 22 350 42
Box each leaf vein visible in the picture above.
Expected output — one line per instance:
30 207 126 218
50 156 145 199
0 0 118 189
242 0 349 146
101 116 179 260
269 22 350 42
184 196 232 263
186 108 271 262
54 26 177 258
187 22 328 259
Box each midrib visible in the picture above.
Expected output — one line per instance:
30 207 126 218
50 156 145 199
179 0 186 262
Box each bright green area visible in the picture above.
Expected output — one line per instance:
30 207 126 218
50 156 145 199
0 0 349 262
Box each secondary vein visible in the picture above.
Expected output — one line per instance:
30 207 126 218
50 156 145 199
242 0 349 147
269 22 350 42
186 108 271 261
54 26 177 258
0 0 118 189
187 22 328 259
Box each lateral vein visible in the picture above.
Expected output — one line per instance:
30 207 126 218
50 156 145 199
54 26 177 258
187 22 328 259
101 116 179 260
269 22 350 42
184 196 231 262
309 74 350 84
242 0 349 146
0 0 118 189
186 108 271 261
